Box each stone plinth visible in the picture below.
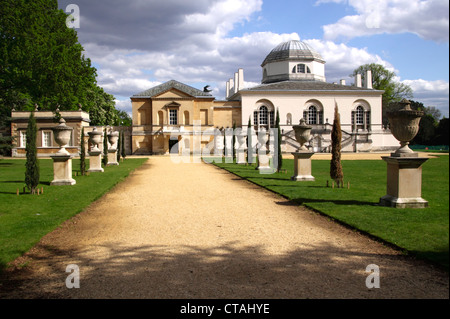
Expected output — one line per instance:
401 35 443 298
107 149 119 166
88 150 104 172
51 154 76 186
236 148 246 164
379 156 429 208
291 152 315 181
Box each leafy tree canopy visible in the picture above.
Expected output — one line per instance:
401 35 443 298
0 0 127 127
351 63 413 127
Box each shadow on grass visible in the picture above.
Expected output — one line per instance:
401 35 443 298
275 198 376 207
0 240 448 299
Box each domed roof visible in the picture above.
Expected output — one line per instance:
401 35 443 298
261 40 325 66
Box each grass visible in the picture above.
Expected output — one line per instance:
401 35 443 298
213 155 449 270
0 157 147 271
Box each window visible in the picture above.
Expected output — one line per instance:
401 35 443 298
308 106 317 125
169 109 178 125
254 106 274 127
158 111 164 125
20 131 26 148
259 106 268 125
183 111 190 125
356 106 364 125
293 64 311 74
42 131 51 147
304 105 323 125
286 113 292 125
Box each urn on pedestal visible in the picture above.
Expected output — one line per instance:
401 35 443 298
50 118 76 185
87 127 104 172
107 129 120 166
380 99 428 208
291 118 315 181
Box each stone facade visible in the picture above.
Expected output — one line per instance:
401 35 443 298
10 110 132 157
130 40 398 155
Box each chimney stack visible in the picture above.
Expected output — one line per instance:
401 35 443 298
238 68 244 91
365 70 373 89
356 74 362 88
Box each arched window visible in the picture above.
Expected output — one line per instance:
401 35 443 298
352 105 371 131
183 111 190 125
286 113 292 125
158 111 164 126
292 64 311 74
356 106 364 125
308 105 317 125
303 105 323 125
259 106 268 125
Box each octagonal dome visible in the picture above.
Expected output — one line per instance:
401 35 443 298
262 40 325 67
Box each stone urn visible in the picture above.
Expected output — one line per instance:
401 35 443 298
107 130 120 151
237 133 247 150
387 99 423 156
52 118 73 156
87 127 103 152
293 118 312 151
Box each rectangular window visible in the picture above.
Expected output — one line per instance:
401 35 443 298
318 112 323 125
20 131 26 148
42 131 51 147
169 109 178 125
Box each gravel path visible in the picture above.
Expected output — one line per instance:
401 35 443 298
0 156 448 299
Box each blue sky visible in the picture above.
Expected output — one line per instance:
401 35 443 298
58 0 449 117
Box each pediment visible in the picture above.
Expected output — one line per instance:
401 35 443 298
154 88 193 99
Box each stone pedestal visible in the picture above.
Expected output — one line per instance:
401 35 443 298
107 150 119 166
88 150 104 172
237 148 246 164
51 154 76 186
379 156 429 208
291 152 315 181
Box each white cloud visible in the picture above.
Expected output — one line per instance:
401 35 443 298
318 0 449 42
56 1 448 117
402 79 449 116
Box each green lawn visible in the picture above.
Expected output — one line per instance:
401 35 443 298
0 157 147 270
213 155 449 270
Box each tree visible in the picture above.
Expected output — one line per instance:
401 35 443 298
275 108 282 172
409 100 442 146
351 64 413 127
0 0 124 128
232 122 236 161
102 127 108 166
116 129 121 162
0 0 97 112
247 117 253 164
80 127 86 175
0 132 13 156
330 103 344 188
121 130 126 159
435 118 449 146
25 112 39 193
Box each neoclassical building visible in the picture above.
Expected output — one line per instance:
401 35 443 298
131 40 397 154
